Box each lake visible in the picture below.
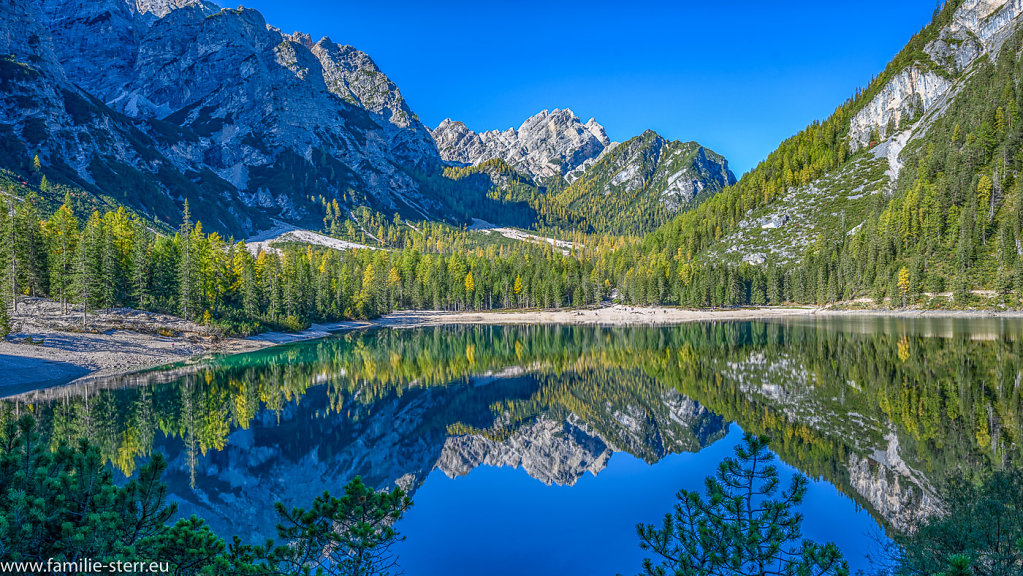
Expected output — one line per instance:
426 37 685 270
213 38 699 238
7 317 1022 575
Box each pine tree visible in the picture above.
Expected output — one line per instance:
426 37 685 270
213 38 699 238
129 219 152 309
74 212 106 326
0 296 9 337
3 195 17 313
45 197 80 314
274 476 413 576
14 196 47 298
636 434 848 576
177 201 195 320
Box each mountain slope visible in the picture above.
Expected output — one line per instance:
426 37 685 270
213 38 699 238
632 0 1023 306
541 131 735 235
2 0 455 236
0 0 263 233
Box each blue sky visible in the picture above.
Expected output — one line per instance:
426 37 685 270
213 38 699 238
240 0 938 175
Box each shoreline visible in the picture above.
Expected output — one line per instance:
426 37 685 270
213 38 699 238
815 308 1023 318
2 303 1022 397
373 305 818 327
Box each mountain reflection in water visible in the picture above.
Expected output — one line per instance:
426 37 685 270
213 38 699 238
7 319 1022 574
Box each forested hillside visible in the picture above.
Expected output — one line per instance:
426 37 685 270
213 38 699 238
536 132 735 235
0 194 621 335
620 0 1023 308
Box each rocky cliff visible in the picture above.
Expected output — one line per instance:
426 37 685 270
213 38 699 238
849 0 1023 154
3 0 443 236
432 109 612 181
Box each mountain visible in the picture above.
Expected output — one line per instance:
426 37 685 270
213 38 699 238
541 130 735 235
2 0 737 240
432 109 611 182
635 0 1023 305
436 114 734 235
2 0 448 236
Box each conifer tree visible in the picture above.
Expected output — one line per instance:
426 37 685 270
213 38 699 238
45 197 80 314
14 196 47 298
74 212 106 325
130 219 153 309
2 195 17 313
177 202 195 320
0 296 8 338
636 434 848 576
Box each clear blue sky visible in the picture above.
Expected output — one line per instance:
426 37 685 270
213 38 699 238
240 0 939 175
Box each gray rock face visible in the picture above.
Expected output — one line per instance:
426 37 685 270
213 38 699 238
848 448 942 532
135 0 213 18
849 0 1023 155
2 0 443 236
432 109 612 180
309 36 436 169
849 67 952 153
2 0 265 229
924 28 983 74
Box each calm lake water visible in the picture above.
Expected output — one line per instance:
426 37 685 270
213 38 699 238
9 317 1023 575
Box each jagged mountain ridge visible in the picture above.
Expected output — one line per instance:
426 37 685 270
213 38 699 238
431 109 612 182
2 1 737 238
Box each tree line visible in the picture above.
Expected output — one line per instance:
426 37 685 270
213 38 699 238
0 194 621 336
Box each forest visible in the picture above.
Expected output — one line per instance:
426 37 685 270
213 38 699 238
622 1 1023 309
0 194 625 336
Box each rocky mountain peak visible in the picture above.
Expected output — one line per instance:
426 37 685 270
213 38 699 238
286 31 315 50
310 37 417 128
134 0 217 18
431 108 613 180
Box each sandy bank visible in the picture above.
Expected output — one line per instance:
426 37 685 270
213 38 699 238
816 308 1023 318
0 298 267 396
375 305 818 328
